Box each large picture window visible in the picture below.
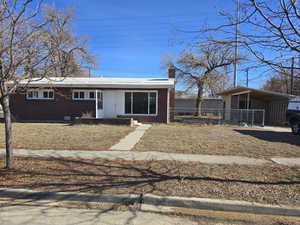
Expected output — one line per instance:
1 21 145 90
125 91 157 115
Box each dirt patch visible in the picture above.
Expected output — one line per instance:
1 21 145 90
0 123 134 150
133 123 300 158
0 157 299 207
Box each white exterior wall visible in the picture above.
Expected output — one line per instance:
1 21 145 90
103 90 125 118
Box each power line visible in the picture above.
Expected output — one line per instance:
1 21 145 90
233 0 240 87
75 13 210 22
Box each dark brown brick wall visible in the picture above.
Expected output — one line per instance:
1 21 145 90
10 88 95 121
10 88 169 123
73 118 133 126
169 88 175 122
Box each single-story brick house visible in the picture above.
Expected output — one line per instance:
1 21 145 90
10 69 175 123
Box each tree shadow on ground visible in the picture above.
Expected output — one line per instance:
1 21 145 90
0 157 299 225
1 157 299 195
234 129 300 147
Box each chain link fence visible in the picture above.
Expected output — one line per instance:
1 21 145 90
172 107 265 126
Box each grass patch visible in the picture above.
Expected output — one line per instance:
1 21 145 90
0 123 134 150
0 157 299 207
133 123 300 158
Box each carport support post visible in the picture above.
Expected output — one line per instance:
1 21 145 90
251 109 254 126
262 110 265 127
247 92 250 123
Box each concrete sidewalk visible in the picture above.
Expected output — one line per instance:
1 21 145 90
0 205 197 225
0 149 270 165
110 124 151 151
271 157 300 166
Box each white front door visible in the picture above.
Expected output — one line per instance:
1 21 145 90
96 90 104 118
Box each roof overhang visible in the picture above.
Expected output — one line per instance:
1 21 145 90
217 86 295 101
15 77 175 89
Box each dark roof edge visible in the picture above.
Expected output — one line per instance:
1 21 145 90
217 86 296 98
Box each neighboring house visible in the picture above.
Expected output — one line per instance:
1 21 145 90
175 93 223 115
10 69 175 123
218 86 295 125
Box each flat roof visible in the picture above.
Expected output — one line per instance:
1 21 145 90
17 77 175 89
217 86 295 100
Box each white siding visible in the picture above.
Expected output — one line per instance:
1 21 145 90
103 90 124 118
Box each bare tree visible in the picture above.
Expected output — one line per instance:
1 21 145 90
166 42 239 116
0 0 94 169
43 7 95 77
201 0 300 71
263 67 300 95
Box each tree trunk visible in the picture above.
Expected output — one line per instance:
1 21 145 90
196 84 204 117
2 92 13 169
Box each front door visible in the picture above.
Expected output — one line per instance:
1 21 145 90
96 90 104 118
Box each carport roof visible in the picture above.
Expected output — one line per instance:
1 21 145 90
217 86 295 100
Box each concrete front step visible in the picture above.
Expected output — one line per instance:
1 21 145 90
133 120 142 126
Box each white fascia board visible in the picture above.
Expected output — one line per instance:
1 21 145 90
24 83 174 89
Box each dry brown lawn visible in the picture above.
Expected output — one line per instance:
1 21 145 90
0 157 299 206
133 123 300 158
0 123 134 150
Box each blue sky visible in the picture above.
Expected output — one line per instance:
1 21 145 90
46 0 266 89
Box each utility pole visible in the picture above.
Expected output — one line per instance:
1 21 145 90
233 0 240 87
291 57 294 95
246 68 249 87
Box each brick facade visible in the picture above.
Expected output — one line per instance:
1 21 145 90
10 88 170 123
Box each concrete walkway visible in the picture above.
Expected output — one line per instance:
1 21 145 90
0 149 270 165
271 157 300 166
110 124 151 151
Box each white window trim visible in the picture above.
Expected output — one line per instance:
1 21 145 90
72 90 96 101
26 89 54 100
124 90 158 116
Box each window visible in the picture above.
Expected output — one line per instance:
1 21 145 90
42 91 54 99
149 92 157 114
125 92 132 114
27 91 33 99
89 91 95 99
124 91 157 115
73 90 96 100
26 90 54 100
133 92 148 114
79 92 85 99
97 91 103 109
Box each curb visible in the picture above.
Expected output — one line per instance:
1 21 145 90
0 188 299 217
142 194 300 217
